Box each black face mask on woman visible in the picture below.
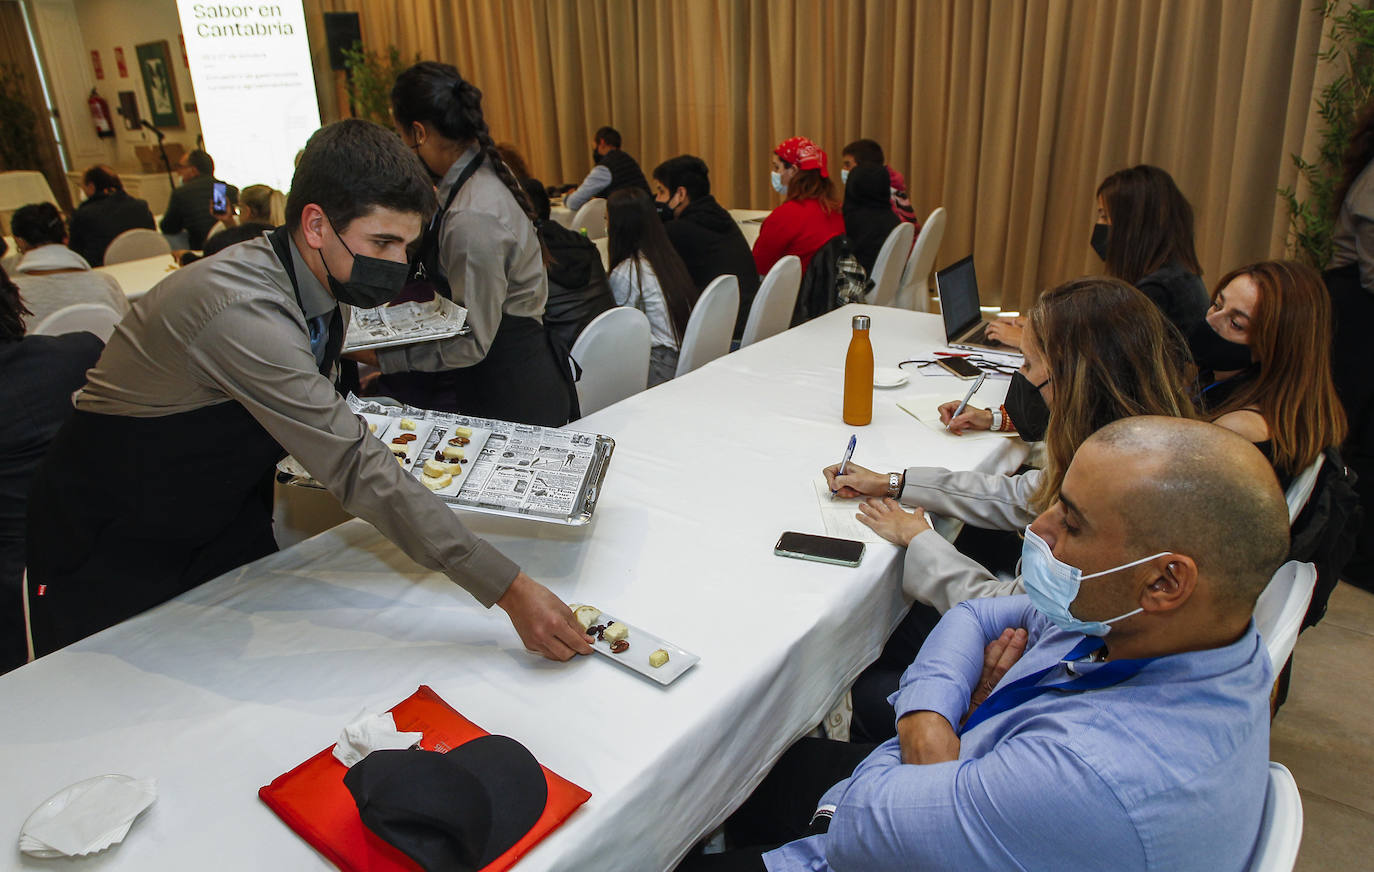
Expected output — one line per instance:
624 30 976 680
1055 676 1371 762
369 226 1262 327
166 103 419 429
1090 223 1110 261
1004 371 1052 443
1187 319 1253 373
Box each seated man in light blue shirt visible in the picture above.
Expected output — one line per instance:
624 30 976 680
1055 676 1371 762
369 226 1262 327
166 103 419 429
684 416 1289 872
564 126 651 212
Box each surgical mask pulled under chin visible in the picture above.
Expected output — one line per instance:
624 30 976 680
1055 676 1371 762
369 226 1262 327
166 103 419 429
1021 526 1167 636
771 171 785 195
320 219 410 309
841 169 850 184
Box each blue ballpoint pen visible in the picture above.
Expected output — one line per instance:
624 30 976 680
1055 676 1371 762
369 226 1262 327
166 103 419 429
831 434 857 498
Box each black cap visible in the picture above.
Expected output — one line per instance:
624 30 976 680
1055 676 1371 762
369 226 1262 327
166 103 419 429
343 735 549 872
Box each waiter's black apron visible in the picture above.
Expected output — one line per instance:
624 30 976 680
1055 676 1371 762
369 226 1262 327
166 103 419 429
372 154 578 426
25 229 339 655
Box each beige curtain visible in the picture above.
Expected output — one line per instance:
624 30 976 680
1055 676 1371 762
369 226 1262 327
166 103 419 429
303 0 1341 311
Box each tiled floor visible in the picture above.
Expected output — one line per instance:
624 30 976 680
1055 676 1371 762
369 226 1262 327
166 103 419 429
1270 581 1374 869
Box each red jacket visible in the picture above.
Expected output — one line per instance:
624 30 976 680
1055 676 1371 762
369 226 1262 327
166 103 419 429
752 197 846 275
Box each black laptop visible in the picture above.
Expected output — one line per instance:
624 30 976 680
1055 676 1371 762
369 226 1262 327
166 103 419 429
935 255 1013 353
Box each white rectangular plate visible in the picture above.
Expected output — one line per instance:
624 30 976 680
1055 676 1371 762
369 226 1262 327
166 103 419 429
576 608 700 686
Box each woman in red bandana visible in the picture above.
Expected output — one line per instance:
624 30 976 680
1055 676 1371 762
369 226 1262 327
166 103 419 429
753 136 846 275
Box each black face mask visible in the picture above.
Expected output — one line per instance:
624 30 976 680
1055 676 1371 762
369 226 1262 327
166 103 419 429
410 143 443 184
654 199 675 223
1187 318 1253 373
591 149 602 166
1090 222 1110 261
320 218 410 309
1005 370 1052 443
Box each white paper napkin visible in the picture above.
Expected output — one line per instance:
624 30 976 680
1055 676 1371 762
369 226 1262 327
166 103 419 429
20 775 157 857
332 710 423 767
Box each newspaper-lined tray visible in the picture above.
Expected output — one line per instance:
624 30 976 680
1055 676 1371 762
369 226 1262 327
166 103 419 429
342 296 469 352
278 395 615 526
572 605 700 686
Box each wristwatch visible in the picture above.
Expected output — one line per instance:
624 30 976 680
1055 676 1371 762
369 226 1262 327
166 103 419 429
886 472 904 499
990 407 1003 431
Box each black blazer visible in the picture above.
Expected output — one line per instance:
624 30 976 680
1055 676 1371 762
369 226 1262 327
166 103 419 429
160 175 238 249
69 191 156 266
664 195 761 340
0 332 103 671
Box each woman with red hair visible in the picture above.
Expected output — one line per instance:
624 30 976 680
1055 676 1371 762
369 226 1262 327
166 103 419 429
1192 260 1346 489
752 136 845 275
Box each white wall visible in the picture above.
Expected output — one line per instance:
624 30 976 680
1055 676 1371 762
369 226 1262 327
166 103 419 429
74 0 202 174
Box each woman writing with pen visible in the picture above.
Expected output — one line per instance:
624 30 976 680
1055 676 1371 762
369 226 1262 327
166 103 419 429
822 277 1195 741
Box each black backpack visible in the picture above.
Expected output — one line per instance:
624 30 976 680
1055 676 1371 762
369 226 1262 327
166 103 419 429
790 235 873 326
1289 445 1363 629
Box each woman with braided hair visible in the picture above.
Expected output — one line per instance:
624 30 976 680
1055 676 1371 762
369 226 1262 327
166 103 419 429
372 61 576 425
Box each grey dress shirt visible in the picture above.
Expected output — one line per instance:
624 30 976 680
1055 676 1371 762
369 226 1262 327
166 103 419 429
76 233 519 606
896 465 1040 611
377 146 547 374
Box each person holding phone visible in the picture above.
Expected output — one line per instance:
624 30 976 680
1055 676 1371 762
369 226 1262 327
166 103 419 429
371 62 576 425
823 278 1194 741
160 149 237 250
26 120 592 663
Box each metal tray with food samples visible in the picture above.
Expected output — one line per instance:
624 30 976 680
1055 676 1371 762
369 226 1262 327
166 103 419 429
277 396 614 526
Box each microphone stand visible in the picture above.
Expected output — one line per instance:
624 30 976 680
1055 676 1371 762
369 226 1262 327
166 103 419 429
140 120 175 191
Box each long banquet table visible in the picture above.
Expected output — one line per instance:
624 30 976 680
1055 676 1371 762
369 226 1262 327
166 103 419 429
2 305 1027 871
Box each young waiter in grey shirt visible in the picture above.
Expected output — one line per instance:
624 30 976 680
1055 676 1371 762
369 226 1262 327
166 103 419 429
25 120 593 662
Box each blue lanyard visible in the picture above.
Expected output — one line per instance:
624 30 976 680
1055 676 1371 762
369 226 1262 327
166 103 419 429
959 637 1156 735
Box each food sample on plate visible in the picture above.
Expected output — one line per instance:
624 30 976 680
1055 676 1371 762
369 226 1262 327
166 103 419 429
399 418 417 431
441 444 465 461
422 459 450 479
602 622 628 644
649 649 670 668
421 473 453 490
570 604 601 630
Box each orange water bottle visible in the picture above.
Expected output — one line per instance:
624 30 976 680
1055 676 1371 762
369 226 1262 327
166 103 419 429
843 314 874 425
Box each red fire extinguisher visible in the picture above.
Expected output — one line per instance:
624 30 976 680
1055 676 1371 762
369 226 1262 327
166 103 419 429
88 89 114 138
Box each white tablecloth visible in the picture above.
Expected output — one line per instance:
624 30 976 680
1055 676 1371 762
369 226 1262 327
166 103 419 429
728 208 770 247
550 203 575 228
94 254 180 300
0 305 1026 871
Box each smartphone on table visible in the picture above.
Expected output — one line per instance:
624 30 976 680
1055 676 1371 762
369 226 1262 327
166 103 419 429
211 181 228 216
774 532 865 567
935 356 981 379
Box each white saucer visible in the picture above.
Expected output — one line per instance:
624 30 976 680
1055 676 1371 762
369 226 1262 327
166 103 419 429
874 367 909 388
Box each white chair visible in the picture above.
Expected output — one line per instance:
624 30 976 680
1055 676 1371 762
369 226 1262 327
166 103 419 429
570 198 608 240
205 221 227 242
676 274 739 377
1246 762 1303 872
740 256 802 347
569 306 651 415
1253 560 1318 674
865 222 916 307
1284 454 1325 523
31 303 123 342
104 228 172 265
895 206 947 312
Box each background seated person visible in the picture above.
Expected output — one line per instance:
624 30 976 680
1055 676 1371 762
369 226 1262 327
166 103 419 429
9 203 129 329
179 184 282 265
988 164 1206 348
68 165 155 267
565 126 651 211
754 136 845 275
652 155 758 341
521 178 614 349
160 149 238 250
840 137 919 225
0 265 104 674
685 417 1288 872
607 189 700 385
1192 260 1346 490
842 163 901 275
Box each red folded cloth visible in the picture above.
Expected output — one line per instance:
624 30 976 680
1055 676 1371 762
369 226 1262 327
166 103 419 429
260 686 591 872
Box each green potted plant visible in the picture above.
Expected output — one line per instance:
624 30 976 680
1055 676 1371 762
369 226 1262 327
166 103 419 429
341 42 417 128
1280 1 1374 268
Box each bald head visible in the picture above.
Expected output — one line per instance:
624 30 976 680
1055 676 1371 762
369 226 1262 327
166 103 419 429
1085 417 1289 610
